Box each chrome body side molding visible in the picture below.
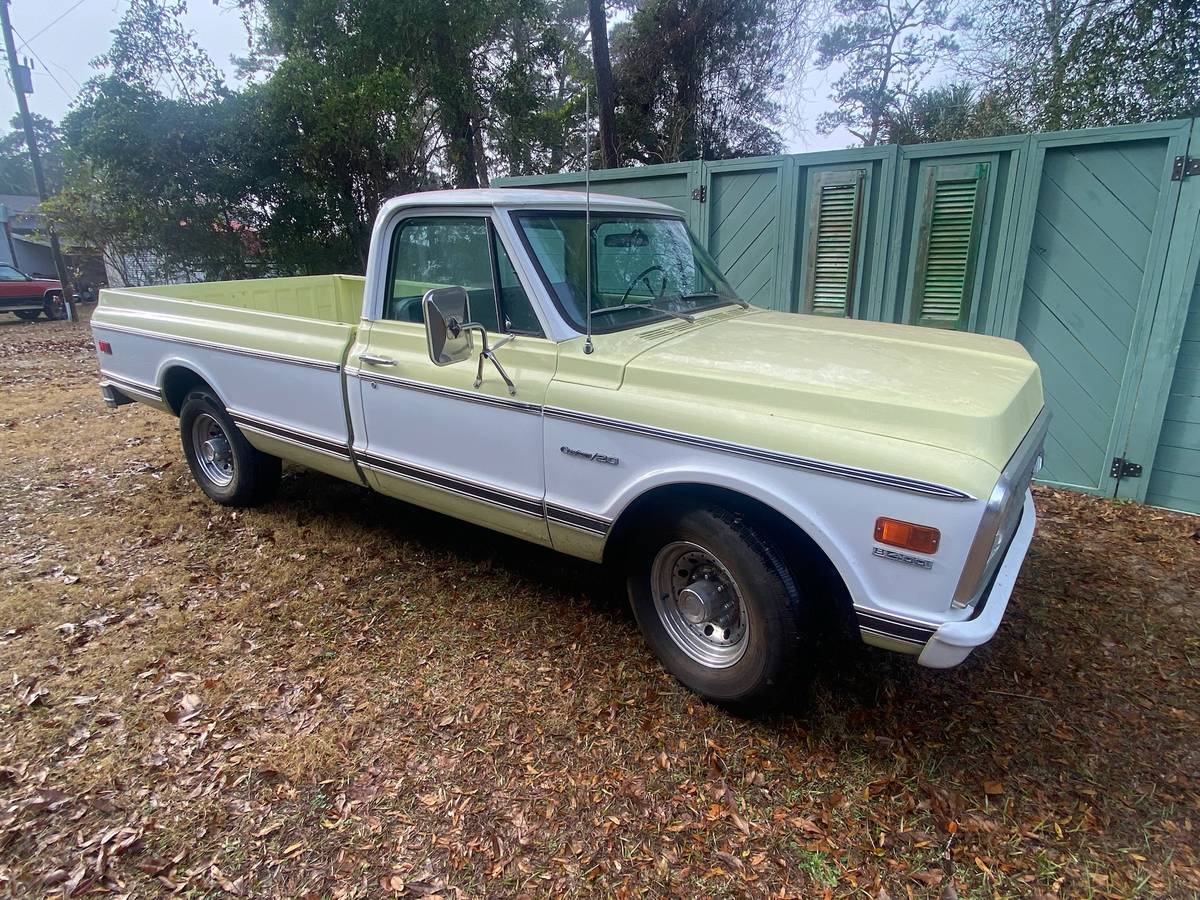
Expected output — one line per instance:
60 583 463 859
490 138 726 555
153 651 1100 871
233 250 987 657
346 367 542 415
544 407 975 501
92 321 341 372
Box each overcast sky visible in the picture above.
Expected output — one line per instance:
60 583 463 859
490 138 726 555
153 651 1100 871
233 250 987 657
1 0 852 154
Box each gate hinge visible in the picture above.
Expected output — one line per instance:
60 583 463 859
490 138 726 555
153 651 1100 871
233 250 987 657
1110 457 1143 479
691 186 707 202
1171 155 1200 180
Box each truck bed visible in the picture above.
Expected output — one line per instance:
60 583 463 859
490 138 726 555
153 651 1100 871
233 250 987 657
112 274 366 326
92 275 371 488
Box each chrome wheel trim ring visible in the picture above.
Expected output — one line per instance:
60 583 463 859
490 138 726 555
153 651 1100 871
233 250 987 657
192 413 235 487
650 541 749 668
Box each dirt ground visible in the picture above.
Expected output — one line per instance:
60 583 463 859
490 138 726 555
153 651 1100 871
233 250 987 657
0 309 1197 899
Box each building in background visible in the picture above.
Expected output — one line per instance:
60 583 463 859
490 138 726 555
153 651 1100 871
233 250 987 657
0 193 106 295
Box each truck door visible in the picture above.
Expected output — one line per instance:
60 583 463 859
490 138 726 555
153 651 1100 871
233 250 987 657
349 211 555 545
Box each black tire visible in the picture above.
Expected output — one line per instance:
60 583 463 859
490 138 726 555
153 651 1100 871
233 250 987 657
179 389 281 507
42 292 65 320
626 504 810 711
14 309 41 321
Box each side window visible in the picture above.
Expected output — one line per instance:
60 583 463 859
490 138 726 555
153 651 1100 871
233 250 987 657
385 216 498 331
491 232 542 335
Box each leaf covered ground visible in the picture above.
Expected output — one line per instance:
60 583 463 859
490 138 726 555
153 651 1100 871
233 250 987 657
1 312 1198 899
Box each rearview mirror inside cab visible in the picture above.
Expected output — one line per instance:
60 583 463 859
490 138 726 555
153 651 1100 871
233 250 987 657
603 228 649 248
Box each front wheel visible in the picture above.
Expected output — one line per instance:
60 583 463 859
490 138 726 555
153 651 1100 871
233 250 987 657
180 389 280 507
626 504 810 710
14 309 41 321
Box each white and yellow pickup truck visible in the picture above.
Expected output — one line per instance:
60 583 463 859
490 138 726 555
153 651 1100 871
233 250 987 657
92 189 1047 708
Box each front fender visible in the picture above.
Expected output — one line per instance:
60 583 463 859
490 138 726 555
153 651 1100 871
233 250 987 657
598 462 870 608
545 411 987 624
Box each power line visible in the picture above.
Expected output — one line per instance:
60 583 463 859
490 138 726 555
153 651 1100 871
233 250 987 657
16 0 89 50
9 28 73 101
48 59 81 90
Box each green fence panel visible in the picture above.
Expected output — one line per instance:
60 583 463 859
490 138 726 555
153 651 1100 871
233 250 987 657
1147 264 1200 511
495 162 702 232
1014 137 1177 493
495 119 1200 514
704 158 788 310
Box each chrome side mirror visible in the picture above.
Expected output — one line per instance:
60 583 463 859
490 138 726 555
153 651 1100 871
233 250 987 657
421 286 518 396
423 287 474 366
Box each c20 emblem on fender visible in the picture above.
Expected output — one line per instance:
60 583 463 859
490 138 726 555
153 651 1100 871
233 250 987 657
560 445 620 466
872 546 933 570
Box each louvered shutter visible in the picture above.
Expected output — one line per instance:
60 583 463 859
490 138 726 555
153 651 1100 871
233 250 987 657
910 162 990 330
802 169 865 316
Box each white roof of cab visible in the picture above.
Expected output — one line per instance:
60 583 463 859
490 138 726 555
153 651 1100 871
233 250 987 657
384 187 679 215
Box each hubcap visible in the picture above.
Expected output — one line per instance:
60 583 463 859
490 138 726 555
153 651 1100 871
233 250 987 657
651 541 748 668
192 413 235 487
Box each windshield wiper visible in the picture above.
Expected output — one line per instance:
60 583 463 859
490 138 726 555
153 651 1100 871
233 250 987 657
591 303 695 324
680 290 750 309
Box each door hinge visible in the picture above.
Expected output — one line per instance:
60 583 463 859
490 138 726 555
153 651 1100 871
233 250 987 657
1110 457 1143 479
1171 155 1200 180
691 186 707 202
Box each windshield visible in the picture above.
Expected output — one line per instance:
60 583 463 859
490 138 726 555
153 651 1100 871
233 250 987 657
513 211 744 333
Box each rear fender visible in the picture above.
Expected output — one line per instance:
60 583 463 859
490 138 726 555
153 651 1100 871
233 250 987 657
156 356 227 414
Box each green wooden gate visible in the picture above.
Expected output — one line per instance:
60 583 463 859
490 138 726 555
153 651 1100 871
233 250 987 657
498 118 1200 515
1147 265 1200 511
1011 135 1182 495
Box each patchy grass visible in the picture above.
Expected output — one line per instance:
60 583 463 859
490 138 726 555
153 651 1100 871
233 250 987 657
1 310 1198 898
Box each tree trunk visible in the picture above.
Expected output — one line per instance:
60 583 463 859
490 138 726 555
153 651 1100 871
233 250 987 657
441 101 481 189
1044 0 1066 131
472 106 490 188
549 57 568 172
588 0 620 168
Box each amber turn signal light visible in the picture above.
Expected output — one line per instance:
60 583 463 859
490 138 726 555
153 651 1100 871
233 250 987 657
874 517 940 554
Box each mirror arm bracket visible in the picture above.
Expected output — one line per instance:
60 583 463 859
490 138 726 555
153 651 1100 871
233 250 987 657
460 323 518 396
475 346 517 396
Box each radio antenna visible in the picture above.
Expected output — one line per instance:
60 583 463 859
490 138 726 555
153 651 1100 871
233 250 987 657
583 83 594 355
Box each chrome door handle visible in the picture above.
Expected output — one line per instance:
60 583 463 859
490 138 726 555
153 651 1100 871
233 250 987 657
360 354 397 367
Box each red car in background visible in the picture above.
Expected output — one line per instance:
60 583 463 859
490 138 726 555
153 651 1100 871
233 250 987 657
0 263 66 321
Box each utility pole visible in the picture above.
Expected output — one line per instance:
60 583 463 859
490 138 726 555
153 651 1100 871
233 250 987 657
0 0 74 320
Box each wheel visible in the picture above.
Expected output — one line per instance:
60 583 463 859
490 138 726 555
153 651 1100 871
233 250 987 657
626 504 810 710
42 293 65 320
179 389 281 507
14 309 41 321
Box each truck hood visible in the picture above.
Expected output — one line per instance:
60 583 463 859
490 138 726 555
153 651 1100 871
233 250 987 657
620 310 1043 472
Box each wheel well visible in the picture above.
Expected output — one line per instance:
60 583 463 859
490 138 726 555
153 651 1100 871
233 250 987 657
162 366 213 415
603 483 854 626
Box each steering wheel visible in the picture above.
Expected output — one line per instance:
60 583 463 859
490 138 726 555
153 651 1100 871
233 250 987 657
618 265 668 307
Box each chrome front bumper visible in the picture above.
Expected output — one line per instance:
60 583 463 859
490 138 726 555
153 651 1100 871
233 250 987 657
918 489 1037 668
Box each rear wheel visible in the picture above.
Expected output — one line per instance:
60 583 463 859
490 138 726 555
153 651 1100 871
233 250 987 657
14 309 41 321
180 389 280 506
626 504 810 710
